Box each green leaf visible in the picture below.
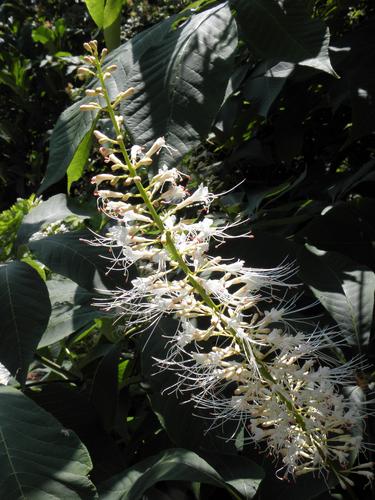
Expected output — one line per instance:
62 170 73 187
244 61 295 117
0 386 97 499
298 246 375 347
115 3 237 166
38 102 99 193
67 118 97 191
99 448 263 499
89 343 121 431
17 194 94 245
230 0 337 75
0 261 51 383
199 453 264 499
31 25 54 45
103 0 124 29
45 3 237 189
28 230 133 291
39 276 100 348
84 0 105 27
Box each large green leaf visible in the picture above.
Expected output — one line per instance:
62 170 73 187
41 3 237 190
99 448 263 499
298 246 375 347
230 0 336 75
0 261 51 383
28 230 133 291
17 194 95 245
38 276 100 348
114 3 237 165
0 386 97 499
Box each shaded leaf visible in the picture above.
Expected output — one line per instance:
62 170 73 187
200 452 264 499
0 261 51 383
230 0 336 74
89 343 121 431
43 4 237 190
17 193 94 245
99 448 262 499
244 61 295 117
27 383 126 484
298 246 375 347
140 319 237 453
28 230 133 291
39 276 100 348
0 386 97 499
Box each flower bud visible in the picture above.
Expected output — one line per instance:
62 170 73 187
100 48 108 62
80 103 100 111
77 67 95 77
145 137 165 158
91 174 117 186
94 130 110 144
83 55 95 65
95 190 124 199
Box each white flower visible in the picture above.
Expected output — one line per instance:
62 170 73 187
0 363 10 385
175 184 215 210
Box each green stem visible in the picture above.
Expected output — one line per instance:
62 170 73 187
35 354 80 381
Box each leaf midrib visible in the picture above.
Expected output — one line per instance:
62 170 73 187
4 266 23 376
0 425 26 499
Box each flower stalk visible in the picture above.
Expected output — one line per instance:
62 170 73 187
79 40 373 483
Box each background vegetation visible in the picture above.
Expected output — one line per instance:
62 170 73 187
0 0 374 498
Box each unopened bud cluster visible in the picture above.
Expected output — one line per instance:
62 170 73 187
80 41 373 486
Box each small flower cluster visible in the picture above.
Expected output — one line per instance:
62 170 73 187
80 41 373 485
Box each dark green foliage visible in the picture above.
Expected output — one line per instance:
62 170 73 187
0 386 97 499
0 260 51 383
0 1 374 499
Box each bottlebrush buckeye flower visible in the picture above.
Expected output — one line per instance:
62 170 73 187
80 40 373 486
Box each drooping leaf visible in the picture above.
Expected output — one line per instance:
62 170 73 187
39 276 100 348
28 230 133 291
298 246 375 347
17 193 95 245
99 448 263 499
0 261 51 382
200 452 264 499
0 386 97 499
244 61 295 117
298 202 375 272
230 0 336 75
